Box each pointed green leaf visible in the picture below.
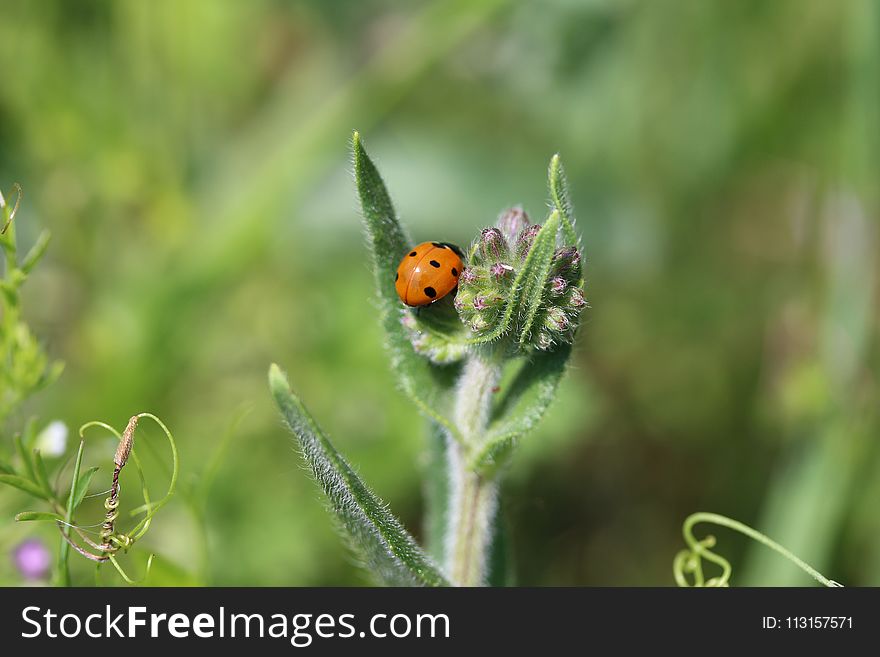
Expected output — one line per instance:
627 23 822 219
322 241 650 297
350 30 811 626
352 132 460 439
472 344 572 473
14 433 36 482
516 210 561 347
0 474 50 500
548 154 579 248
16 511 63 523
72 466 100 509
270 364 448 586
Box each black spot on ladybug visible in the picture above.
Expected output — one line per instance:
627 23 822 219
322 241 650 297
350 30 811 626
409 251 417 257
451 267 458 276
431 242 444 248
424 286 437 299
429 260 440 268
395 272 398 281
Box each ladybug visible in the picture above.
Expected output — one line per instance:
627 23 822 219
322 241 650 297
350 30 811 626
395 241 464 307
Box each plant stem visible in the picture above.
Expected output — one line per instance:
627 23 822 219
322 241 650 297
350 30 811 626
445 349 501 586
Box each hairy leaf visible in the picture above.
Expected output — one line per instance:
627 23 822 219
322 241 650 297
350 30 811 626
473 343 572 472
516 210 561 347
548 154 579 249
270 364 448 586
466 211 562 347
352 132 460 440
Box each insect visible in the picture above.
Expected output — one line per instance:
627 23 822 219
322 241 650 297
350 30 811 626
395 241 464 306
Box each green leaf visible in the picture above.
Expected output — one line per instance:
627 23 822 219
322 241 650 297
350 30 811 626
14 433 36 482
270 364 448 586
0 459 13 475
472 343 572 473
516 210 561 347
352 132 460 439
73 466 100 510
15 511 63 523
0 474 50 500
548 154 579 248
20 229 51 274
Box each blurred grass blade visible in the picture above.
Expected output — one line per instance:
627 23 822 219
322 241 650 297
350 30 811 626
32 450 54 499
423 421 450 564
0 460 13 475
15 511 64 523
20 230 52 275
352 132 460 439
14 434 36 482
516 211 561 347
0 474 50 500
548 155 579 248
72 466 100 509
473 344 572 472
270 364 448 586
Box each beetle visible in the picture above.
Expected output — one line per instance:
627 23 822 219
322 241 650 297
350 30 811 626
394 241 464 306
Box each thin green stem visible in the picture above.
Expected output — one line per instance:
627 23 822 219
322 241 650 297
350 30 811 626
55 439 85 586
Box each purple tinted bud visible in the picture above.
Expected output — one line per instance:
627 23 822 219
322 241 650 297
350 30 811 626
474 295 490 310
545 307 570 332
490 262 514 279
549 276 567 296
496 206 530 245
478 227 509 263
459 267 479 285
515 224 542 261
401 314 417 330
551 246 582 281
567 287 587 309
13 539 51 580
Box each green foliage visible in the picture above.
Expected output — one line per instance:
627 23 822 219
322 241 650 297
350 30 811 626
271 135 585 586
0 186 62 426
352 132 463 440
269 364 448 586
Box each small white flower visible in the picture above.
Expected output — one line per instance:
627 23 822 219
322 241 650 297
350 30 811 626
35 420 68 457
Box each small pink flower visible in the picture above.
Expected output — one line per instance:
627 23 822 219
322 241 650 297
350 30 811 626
13 539 51 580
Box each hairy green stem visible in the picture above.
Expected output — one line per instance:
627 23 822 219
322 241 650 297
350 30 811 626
446 349 501 586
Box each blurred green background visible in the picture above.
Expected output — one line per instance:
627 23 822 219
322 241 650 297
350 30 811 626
1 0 878 586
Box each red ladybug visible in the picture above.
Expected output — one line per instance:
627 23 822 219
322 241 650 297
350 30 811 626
395 241 463 307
